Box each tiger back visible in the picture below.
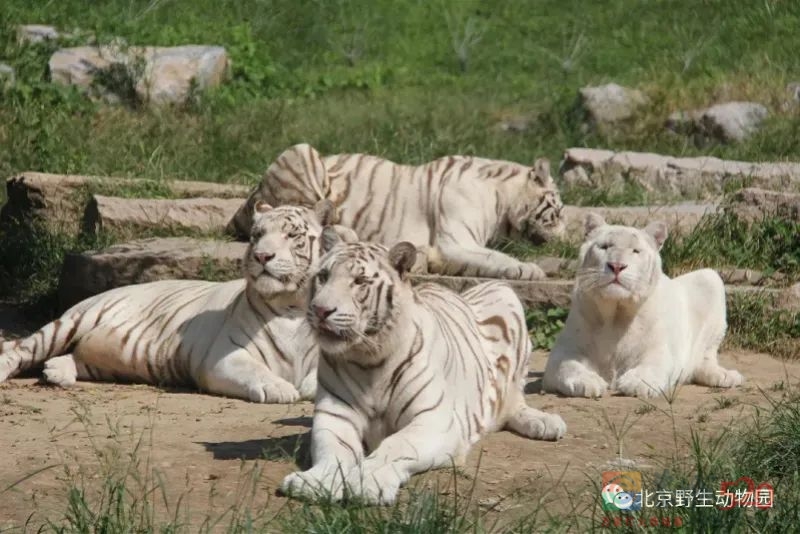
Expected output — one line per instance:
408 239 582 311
229 143 566 280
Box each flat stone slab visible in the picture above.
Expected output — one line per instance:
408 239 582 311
57 237 785 314
725 187 800 222
1 172 251 232
83 195 244 238
58 237 246 310
561 148 800 199
563 202 718 239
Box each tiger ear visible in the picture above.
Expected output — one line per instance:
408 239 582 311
644 221 668 250
531 158 551 187
584 212 606 237
313 199 337 226
388 242 417 279
320 226 342 254
253 200 273 216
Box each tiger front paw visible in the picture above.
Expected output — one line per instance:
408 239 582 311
247 376 300 404
511 262 546 281
280 467 344 502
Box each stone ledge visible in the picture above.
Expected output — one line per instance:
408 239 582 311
57 237 785 314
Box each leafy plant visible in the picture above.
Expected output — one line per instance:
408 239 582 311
525 306 568 350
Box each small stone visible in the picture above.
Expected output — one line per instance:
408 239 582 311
579 83 649 130
699 101 769 143
497 115 534 133
16 24 60 44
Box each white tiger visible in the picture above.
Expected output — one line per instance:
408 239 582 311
0 200 357 403
279 230 566 505
228 143 566 280
542 213 744 399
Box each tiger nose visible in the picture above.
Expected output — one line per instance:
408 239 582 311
312 305 336 320
607 262 627 275
254 252 275 265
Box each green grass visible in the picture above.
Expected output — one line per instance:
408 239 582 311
1 0 800 186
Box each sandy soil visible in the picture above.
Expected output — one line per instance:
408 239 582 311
0 346 796 530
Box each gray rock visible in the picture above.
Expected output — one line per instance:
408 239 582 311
58 237 247 311
562 202 719 240
579 83 648 130
83 195 246 238
1 172 251 233
17 24 60 44
725 187 800 223
0 64 15 89
560 147 800 199
699 102 769 143
49 45 229 105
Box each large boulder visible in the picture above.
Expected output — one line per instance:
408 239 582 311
560 148 800 199
49 45 229 105
1 172 250 232
83 195 245 238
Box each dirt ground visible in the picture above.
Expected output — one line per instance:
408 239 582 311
0 345 797 530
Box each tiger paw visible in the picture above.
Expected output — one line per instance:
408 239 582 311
558 372 608 398
280 467 344 502
42 355 78 387
512 262 546 281
614 368 665 399
511 409 567 441
298 372 317 400
248 377 300 404
344 469 400 506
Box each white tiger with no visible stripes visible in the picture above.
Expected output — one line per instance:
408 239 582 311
0 200 357 403
280 230 566 505
543 213 743 399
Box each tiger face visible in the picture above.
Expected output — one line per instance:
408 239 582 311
244 200 336 298
509 158 566 244
307 231 417 358
576 213 667 304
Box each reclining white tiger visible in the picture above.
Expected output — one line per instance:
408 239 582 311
0 200 355 403
279 229 566 505
228 143 566 280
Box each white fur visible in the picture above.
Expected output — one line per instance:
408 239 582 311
229 144 566 280
542 214 743 399
280 237 565 505
0 202 356 403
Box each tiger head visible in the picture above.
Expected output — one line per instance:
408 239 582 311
508 158 566 244
307 230 417 361
244 199 358 299
576 213 667 305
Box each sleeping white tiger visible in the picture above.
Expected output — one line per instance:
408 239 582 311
228 143 566 280
0 200 356 403
279 230 566 505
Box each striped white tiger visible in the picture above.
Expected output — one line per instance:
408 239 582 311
279 229 566 505
228 143 566 280
0 200 357 403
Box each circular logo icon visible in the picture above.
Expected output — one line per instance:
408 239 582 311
602 483 633 510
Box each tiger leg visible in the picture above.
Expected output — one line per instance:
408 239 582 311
203 350 300 403
280 388 364 501
0 315 83 382
42 354 116 387
434 242 546 280
343 418 462 506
